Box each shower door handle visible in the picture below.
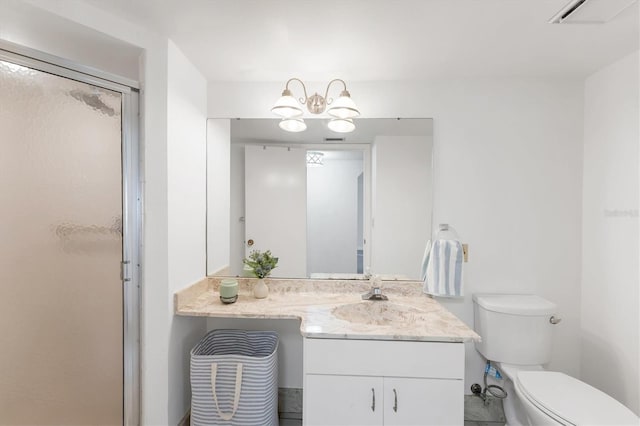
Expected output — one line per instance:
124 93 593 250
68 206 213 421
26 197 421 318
120 260 131 282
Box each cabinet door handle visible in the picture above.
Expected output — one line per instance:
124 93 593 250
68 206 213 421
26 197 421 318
371 388 375 412
393 388 398 412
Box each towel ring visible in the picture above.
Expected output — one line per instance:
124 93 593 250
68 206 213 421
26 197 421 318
435 223 460 241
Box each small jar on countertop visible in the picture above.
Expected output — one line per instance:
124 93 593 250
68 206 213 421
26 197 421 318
219 279 238 304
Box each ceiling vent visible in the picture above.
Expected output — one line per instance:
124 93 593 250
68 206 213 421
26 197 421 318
548 0 637 24
323 137 345 142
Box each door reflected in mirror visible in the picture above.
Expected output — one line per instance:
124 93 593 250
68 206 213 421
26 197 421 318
207 118 433 281
307 149 365 277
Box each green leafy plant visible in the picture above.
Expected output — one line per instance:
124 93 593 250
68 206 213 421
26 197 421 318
243 249 279 279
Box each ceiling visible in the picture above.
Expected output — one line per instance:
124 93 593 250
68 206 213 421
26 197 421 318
81 0 638 81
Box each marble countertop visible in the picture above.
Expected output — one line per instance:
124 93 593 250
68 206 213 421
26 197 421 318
174 278 480 343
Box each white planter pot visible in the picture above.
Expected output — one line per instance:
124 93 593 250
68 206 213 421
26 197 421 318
253 278 269 299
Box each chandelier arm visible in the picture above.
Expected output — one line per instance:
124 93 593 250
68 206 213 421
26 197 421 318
285 78 309 105
323 79 348 105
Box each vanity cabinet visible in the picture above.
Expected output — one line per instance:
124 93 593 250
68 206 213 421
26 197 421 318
303 338 464 426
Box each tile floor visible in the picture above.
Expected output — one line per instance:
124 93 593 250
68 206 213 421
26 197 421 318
464 395 506 425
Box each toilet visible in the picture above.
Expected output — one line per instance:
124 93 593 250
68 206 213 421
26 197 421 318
473 293 639 426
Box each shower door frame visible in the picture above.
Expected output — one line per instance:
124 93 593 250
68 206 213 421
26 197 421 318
0 41 141 426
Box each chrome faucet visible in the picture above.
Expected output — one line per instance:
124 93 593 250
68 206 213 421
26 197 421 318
361 274 388 300
361 286 388 301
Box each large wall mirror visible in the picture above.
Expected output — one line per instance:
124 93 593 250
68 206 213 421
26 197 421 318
207 118 433 281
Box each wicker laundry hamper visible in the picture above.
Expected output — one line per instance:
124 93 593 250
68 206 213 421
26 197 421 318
190 329 279 426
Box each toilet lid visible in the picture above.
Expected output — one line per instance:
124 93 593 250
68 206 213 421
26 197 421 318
517 371 639 425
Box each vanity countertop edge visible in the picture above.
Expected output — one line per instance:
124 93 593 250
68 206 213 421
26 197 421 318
174 277 480 343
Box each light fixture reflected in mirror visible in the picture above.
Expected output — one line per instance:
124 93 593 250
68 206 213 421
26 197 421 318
279 118 307 132
272 78 360 133
306 151 324 167
327 118 355 133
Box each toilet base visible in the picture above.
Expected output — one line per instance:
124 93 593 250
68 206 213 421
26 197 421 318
501 376 529 426
495 362 545 426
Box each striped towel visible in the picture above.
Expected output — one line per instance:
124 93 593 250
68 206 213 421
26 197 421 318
422 239 464 297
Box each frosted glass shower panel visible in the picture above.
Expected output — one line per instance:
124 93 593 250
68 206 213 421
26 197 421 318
0 60 123 424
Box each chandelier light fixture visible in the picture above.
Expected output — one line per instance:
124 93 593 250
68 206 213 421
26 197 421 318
271 78 360 133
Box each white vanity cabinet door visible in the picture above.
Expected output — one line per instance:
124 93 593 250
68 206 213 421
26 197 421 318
303 338 465 425
383 377 463 426
304 374 383 426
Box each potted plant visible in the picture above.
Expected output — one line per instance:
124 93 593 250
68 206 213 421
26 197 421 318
243 249 279 298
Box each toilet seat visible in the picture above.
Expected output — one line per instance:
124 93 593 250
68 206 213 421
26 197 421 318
516 371 639 425
515 375 572 425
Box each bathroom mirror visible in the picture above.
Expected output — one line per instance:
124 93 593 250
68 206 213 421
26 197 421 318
206 118 433 280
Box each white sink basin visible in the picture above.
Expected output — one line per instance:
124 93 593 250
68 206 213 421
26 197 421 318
331 302 430 326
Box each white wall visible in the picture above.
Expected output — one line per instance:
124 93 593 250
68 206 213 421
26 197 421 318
307 157 363 274
372 135 432 279
208 78 585 390
581 50 639 414
167 40 208 424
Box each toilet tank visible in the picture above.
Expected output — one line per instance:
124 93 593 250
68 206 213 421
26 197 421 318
473 294 558 365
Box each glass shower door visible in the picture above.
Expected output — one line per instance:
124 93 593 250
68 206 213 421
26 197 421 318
0 59 124 425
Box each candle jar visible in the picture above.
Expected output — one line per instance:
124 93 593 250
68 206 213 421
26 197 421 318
219 279 238 304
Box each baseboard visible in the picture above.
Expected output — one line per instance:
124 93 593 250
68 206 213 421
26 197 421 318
278 387 303 419
177 409 190 426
